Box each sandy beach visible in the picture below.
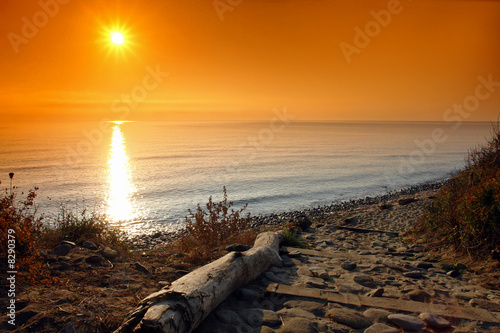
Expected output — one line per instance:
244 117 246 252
3 188 500 332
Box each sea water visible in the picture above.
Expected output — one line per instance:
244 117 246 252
0 121 493 235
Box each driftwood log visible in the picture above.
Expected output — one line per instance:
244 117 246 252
115 232 283 333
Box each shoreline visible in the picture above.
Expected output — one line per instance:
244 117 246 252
129 179 447 249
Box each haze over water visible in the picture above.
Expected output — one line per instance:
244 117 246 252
0 121 493 236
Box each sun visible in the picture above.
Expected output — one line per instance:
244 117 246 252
111 32 125 45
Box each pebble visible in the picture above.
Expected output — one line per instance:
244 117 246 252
363 309 392 323
85 255 103 265
280 318 317 333
341 261 357 270
283 300 326 317
235 288 261 302
326 308 372 329
244 309 281 327
81 241 98 250
215 309 241 325
403 271 424 279
277 308 316 320
353 275 376 288
366 288 384 297
388 314 425 331
101 247 119 260
133 262 150 274
364 323 400 333
416 262 433 269
310 267 329 280
53 244 73 256
407 289 431 302
418 313 451 329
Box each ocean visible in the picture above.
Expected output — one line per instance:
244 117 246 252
0 120 494 235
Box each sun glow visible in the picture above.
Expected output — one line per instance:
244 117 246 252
111 32 124 45
107 124 135 221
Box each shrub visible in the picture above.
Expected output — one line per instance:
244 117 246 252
179 187 254 263
408 123 500 258
43 207 127 248
0 186 48 285
282 227 308 248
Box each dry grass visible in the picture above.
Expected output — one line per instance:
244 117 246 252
177 187 257 264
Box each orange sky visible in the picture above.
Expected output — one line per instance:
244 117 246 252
1 0 500 122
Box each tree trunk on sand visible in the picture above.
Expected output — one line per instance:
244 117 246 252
115 232 283 333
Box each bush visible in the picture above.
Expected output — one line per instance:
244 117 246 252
0 186 48 285
282 227 308 248
409 123 500 258
43 207 127 248
179 187 255 263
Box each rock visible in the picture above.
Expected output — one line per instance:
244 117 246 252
469 298 500 311
379 203 392 210
235 288 261 302
243 309 281 327
283 300 326 317
403 271 424 279
225 243 251 252
419 313 451 329
215 309 241 325
280 318 317 333
366 288 384 297
441 263 455 271
53 244 73 256
388 314 425 331
408 289 432 303
341 261 357 271
277 308 316 320
81 241 98 250
310 267 329 280
353 275 376 288
416 262 434 269
264 272 288 284
323 239 334 245
101 247 119 260
61 240 76 247
133 262 150 274
363 309 392 323
85 255 103 265
398 197 418 206
364 323 400 333
326 308 371 329
452 291 478 301
359 250 372 255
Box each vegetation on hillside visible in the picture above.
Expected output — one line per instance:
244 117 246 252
408 123 500 259
0 174 127 285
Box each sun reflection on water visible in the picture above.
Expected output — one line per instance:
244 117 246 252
107 123 135 221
